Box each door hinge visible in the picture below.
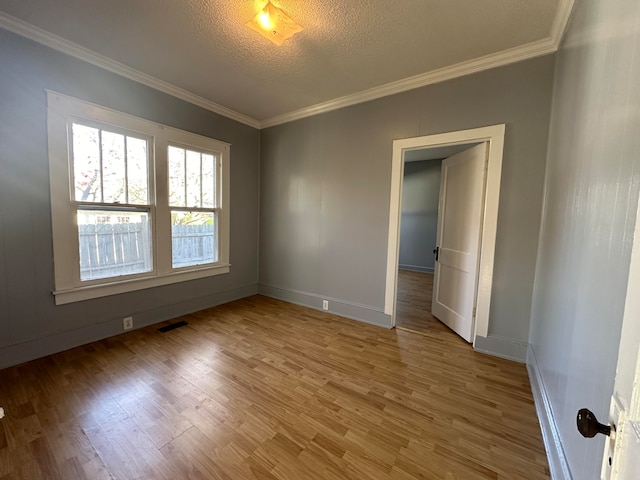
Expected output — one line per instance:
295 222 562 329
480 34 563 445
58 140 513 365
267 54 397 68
473 307 477 318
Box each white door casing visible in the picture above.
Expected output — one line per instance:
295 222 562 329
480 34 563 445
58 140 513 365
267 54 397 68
431 143 487 343
385 124 505 340
601 198 640 480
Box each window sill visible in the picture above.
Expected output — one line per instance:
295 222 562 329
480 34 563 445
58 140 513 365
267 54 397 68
52 264 230 305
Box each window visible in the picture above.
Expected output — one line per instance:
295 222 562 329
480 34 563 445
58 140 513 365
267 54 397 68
72 123 152 281
47 92 230 304
168 145 218 269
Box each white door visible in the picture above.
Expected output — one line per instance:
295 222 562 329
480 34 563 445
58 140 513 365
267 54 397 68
431 143 487 342
601 199 640 480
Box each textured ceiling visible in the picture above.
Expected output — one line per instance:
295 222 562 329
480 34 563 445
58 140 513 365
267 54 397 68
0 0 565 124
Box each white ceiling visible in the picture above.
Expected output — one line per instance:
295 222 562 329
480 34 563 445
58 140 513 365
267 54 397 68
0 1 573 128
405 143 481 163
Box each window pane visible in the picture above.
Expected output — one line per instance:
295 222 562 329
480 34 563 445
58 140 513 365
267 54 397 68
72 124 101 202
127 136 149 204
78 209 152 281
168 146 185 207
171 211 217 268
202 154 216 208
186 150 202 207
101 131 126 203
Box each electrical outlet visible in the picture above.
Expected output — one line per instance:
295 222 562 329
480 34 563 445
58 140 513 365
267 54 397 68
123 316 133 330
322 300 329 310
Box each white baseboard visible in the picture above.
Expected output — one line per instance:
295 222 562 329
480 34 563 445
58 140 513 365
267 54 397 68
0 284 258 369
399 264 435 273
258 284 393 328
473 334 528 362
527 345 573 480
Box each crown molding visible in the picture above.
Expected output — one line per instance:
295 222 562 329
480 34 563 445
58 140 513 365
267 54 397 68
261 1 575 128
551 0 576 49
0 12 261 129
2 2 575 131
260 37 556 128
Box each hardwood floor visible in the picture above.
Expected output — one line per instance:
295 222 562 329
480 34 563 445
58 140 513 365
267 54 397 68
0 295 549 479
395 270 452 337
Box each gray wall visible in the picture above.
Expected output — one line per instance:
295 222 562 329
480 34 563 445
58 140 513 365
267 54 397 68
0 30 261 368
259 55 555 350
528 0 640 477
399 160 441 272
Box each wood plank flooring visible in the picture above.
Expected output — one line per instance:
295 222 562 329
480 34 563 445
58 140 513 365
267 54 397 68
395 270 452 337
0 295 549 479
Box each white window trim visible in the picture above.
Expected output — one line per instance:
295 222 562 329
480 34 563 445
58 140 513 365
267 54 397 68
47 91 230 305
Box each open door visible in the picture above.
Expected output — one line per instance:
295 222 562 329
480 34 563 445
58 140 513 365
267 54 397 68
431 143 487 342
386 124 505 337
598 200 640 479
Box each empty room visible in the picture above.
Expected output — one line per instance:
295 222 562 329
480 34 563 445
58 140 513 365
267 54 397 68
1 0 639 479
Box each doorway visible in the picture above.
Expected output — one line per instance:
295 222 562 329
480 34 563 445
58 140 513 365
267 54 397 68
394 148 455 336
396 143 486 341
385 124 505 344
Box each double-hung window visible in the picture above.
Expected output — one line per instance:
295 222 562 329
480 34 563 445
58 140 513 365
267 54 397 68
47 92 230 305
72 122 153 282
168 145 219 269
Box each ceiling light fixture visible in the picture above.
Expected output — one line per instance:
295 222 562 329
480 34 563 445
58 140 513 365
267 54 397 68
246 1 303 46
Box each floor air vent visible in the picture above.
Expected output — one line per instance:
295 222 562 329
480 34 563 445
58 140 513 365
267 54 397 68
158 320 189 332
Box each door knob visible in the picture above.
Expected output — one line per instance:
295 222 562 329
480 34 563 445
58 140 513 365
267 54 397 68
577 408 611 438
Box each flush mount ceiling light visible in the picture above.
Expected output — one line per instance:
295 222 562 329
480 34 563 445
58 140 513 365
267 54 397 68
246 1 303 46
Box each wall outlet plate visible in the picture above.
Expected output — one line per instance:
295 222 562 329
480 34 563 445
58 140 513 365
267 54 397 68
123 316 133 330
322 300 329 310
